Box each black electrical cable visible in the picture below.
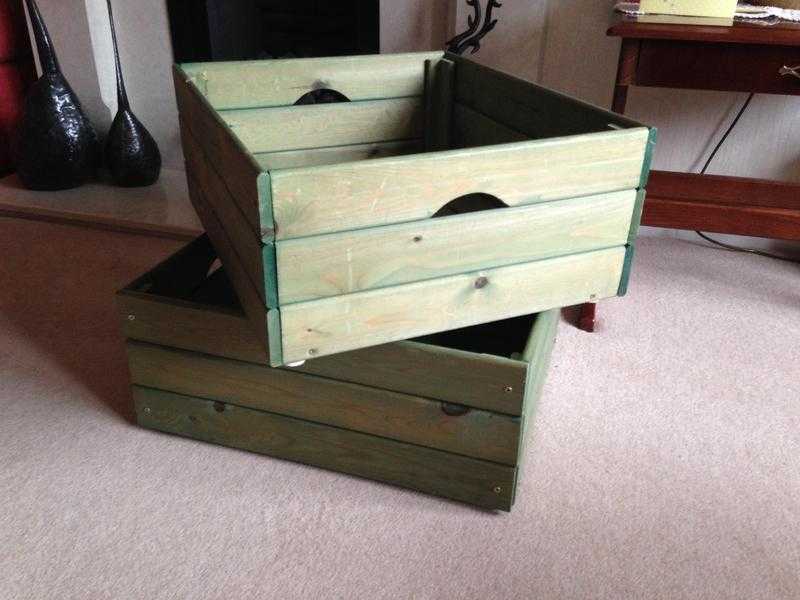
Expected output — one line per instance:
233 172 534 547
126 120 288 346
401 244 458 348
694 92 800 264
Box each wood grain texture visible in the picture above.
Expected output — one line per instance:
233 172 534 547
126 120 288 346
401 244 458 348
269 128 650 240
424 58 455 151
186 173 275 361
451 53 644 139
173 65 270 238
134 386 517 511
221 98 424 155
129 342 521 465
452 103 529 149
279 247 626 364
180 52 443 110
182 122 269 304
512 308 559 501
118 235 531 414
276 190 637 303
254 140 422 171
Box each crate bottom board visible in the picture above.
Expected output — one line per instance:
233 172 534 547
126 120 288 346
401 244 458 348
134 386 517 511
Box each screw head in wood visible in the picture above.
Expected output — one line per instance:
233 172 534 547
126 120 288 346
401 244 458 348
504 386 514 393
308 348 318 356
413 235 423 243
589 294 597 301
474 276 489 289
493 486 502 494
127 314 136 321
144 407 151 414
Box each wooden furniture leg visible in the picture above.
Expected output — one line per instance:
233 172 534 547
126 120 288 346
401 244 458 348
578 303 597 333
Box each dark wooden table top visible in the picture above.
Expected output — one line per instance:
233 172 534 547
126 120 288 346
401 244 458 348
609 16 800 46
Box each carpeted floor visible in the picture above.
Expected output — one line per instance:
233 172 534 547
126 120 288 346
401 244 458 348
1 216 798 600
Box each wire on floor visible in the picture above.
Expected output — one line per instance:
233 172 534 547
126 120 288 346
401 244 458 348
694 92 799 264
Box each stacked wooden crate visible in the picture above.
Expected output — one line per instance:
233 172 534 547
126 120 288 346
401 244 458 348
119 236 559 511
118 51 654 510
173 52 656 367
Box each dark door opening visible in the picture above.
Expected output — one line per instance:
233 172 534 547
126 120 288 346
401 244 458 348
167 0 380 63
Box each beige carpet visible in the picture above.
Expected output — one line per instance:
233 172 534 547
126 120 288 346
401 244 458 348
1 216 798 600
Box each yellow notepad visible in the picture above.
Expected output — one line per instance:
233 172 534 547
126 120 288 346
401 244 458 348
639 0 739 18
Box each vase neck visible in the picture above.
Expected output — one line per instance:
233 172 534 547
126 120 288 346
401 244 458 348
106 0 130 111
25 0 61 75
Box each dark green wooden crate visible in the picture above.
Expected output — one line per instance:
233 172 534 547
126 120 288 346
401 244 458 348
117 236 559 511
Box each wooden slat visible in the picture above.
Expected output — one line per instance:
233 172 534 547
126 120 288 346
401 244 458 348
182 121 269 305
134 386 516 510
180 52 443 110
424 58 455 151
452 103 529 149
269 128 650 240
512 308 559 501
173 65 271 238
187 172 276 361
451 53 643 139
119 293 269 365
129 342 521 465
279 246 626 364
276 190 637 303
254 140 422 171
221 97 424 154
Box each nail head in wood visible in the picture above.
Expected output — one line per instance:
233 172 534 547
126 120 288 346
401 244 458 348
474 276 489 289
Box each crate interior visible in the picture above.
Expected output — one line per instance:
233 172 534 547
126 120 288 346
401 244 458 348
190 52 642 174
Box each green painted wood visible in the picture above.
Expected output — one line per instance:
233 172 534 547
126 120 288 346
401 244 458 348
221 98 424 155
617 244 637 297
262 241 279 309
276 190 637 304
174 65 270 238
267 309 284 368
452 102 529 149
128 342 521 465
424 58 455 152
640 128 659 189
279 247 626 364
628 188 648 244
254 140 422 171
512 308 560 503
450 52 645 139
119 236 531 414
268 128 650 240
134 386 516 510
180 52 443 110
182 122 266 298
187 173 273 360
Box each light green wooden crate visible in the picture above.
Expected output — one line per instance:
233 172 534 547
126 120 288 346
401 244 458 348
118 236 559 511
174 52 656 367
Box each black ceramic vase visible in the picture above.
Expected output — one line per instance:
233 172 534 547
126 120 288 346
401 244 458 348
104 0 161 187
15 0 99 190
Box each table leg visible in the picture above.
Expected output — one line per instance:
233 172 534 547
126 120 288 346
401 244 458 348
578 303 597 333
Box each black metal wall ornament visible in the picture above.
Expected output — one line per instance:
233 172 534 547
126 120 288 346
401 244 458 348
446 0 502 56
104 0 161 187
14 0 99 191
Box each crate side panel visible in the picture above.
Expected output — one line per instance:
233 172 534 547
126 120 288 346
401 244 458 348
188 173 271 357
180 52 443 110
221 98 424 155
173 66 269 238
182 124 266 299
270 128 649 240
276 189 637 304
279 247 626 364
134 386 515 511
129 342 521 465
452 54 645 138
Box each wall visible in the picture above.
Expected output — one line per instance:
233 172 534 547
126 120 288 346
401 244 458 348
380 0 451 53
27 0 186 170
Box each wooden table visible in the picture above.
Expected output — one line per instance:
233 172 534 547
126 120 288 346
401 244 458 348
608 17 800 241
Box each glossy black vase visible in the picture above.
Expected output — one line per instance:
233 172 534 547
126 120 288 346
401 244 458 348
15 0 99 190
104 0 161 187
